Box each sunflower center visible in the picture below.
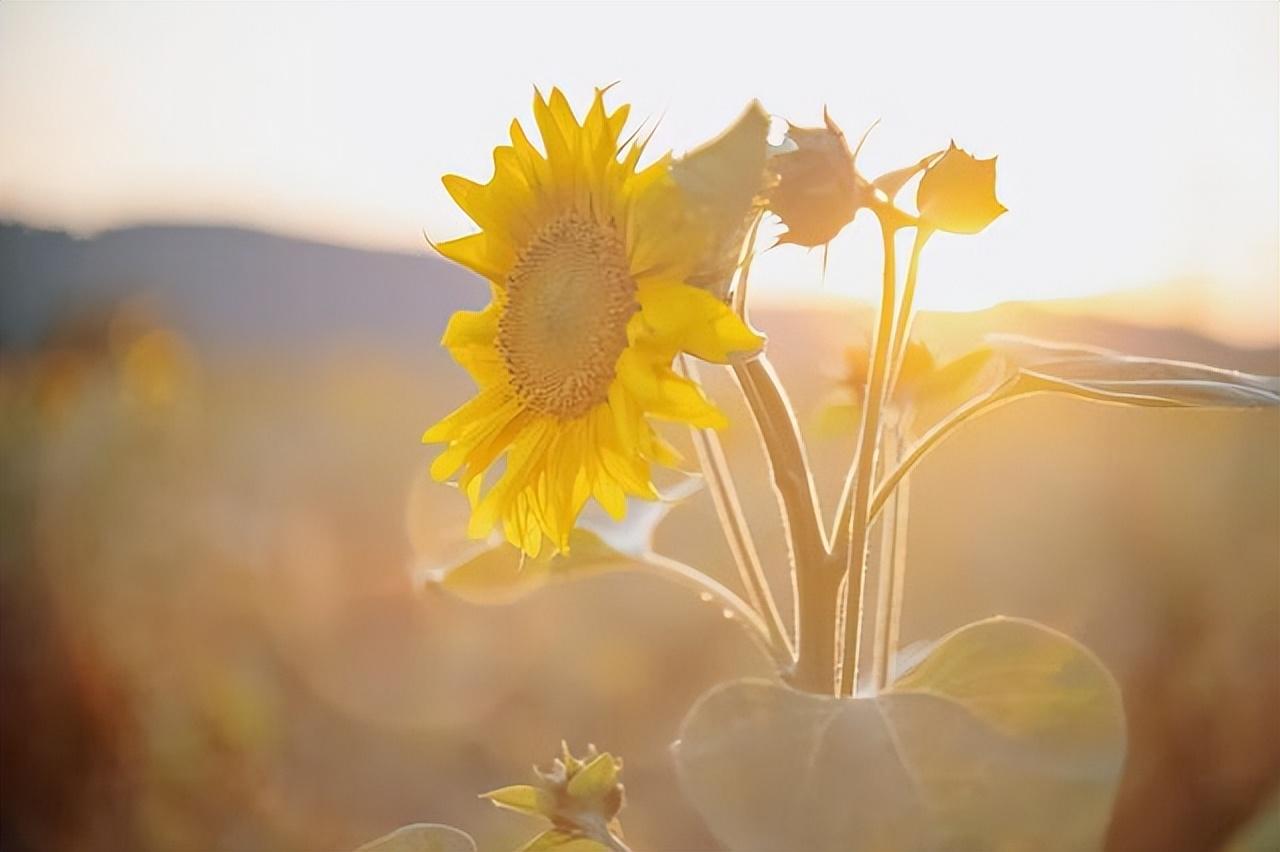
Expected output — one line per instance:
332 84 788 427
498 213 638 419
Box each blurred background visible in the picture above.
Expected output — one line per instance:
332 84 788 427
1 4 1277 852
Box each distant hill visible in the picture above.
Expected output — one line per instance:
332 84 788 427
2 222 1275 375
0 223 482 357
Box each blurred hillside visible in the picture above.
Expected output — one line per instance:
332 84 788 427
4 222 1277 369
1 222 1278 851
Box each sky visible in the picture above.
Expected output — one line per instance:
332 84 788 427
1 2 1277 345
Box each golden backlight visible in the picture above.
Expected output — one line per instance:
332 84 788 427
0 2 1276 344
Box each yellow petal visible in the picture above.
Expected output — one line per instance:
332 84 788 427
638 281 764 362
423 385 510 444
432 232 512 282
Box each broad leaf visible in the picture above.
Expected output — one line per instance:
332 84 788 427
421 530 632 605
419 480 700 605
672 101 771 298
872 337 1280 511
354 823 476 852
990 334 1280 408
418 480 780 662
675 617 1126 852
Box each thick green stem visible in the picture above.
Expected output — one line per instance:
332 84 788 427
838 218 899 696
732 352 831 689
725 215 832 689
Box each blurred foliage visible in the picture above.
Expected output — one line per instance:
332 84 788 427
1 299 1277 851
1222 786 1280 852
818 338 997 438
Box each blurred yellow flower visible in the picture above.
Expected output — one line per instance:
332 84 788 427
819 338 995 437
425 88 762 557
916 141 1007 235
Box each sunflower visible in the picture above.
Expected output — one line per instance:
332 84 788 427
425 88 763 557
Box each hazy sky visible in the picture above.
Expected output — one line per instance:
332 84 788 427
1 3 1277 344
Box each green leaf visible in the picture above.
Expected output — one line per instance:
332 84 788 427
671 101 771 298
867 337 1279 519
424 530 629 605
990 334 1280 408
481 785 556 818
674 617 1126 852
672 100 769 211
354 823 477 852
421 479 701 605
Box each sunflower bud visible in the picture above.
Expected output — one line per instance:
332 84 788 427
482 742 627 850
916 141 1007 234
765 109 865 247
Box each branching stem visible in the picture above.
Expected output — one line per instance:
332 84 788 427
865 227 929 693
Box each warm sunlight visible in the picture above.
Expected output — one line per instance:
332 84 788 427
0 3 1276 344
3 6 1278 852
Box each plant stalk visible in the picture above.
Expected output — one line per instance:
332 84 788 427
869 424 910 693
885 227 932 398
732 352 835 691
683 369 794 658
726 213 833 689
838 218 899 696
868 384 1018 523
864 228 927 693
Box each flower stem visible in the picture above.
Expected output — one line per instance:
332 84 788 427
727 215 833 689
839 217 898 697
865 227 928 694
869 426 910 693
885 227 932 398
731 351 833 690
868 383 1018 523
682 358 794 659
